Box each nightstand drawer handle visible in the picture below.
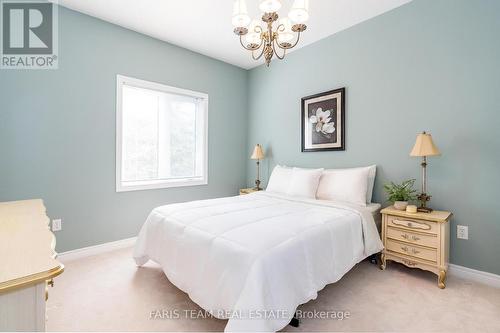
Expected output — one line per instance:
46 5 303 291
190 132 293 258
402 234 421 242
392 219 431 231
402 259 417 266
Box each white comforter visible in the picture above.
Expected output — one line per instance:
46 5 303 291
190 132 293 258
134 191 383 332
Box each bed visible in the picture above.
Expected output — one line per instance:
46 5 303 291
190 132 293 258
134 190 383 332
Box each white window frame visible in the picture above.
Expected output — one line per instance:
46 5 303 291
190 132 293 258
116 75 208 192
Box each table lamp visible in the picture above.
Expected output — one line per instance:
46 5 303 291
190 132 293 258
410 131 441 213
250 144 265 190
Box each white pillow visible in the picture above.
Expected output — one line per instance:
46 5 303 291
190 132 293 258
287 167 324 199
316 167 370 206
366 165 377 204
266 165 293 194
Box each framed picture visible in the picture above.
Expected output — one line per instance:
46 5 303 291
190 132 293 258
301 87 345 152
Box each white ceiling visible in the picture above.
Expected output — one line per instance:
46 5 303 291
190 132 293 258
57 0 412 69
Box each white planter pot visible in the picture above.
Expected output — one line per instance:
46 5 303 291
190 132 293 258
394 201 409 211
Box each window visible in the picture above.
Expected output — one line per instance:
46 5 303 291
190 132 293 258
116 75 208 192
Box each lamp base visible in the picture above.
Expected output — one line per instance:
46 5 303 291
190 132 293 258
417 206 433 213
417 192 432 213
254 179 261 191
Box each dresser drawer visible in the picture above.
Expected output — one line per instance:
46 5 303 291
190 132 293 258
386 226 438 248
387 215 438 234
386 239 437 262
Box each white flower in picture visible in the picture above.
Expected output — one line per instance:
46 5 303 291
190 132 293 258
322 122 335 134
309 108 335 136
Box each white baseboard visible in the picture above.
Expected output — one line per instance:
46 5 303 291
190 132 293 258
449 264 500 288
57 237 137 262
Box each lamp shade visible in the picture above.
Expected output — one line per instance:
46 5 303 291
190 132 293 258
245 20 262 45
410 132 441 157
251 144 265 160
232 0 251 27
259 0 282 13
277 18 294 44
289 0 309 23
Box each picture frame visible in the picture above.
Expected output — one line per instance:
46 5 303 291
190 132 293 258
301 87 345 152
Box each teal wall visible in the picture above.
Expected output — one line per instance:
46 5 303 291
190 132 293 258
247 0 500 275
0 7 248 252
1 0 499 275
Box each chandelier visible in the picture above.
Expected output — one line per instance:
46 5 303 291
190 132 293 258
232 0 310 67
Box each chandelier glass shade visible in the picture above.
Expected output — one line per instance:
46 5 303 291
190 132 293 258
232 0 309 67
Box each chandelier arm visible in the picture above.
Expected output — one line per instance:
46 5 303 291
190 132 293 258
272 39 286 60
276 31 302 50
252 43 266 60
239 35 264 51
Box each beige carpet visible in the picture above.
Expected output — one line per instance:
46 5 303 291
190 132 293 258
47 247 500 332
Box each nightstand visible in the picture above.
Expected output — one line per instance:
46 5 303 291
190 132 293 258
239 187 261 195
380 206 452 289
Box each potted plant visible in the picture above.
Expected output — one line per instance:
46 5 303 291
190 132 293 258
384 179 417 211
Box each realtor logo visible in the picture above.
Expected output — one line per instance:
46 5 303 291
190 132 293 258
1 0 58 69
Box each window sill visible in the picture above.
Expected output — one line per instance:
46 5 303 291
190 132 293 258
116 178 208 192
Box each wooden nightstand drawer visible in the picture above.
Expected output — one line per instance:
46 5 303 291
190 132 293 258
386 239 437 262
386 227 438 248
387 215 438 234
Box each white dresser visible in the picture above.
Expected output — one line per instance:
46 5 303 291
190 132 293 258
0 199 64 331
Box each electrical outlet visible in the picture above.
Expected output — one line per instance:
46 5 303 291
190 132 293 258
457 225 468 240
52 219 62 232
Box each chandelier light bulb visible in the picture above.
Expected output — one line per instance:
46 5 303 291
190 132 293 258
289 0 309 23
232 0 251 27
277 18 294 43
245 20 263 45
259 0 282 13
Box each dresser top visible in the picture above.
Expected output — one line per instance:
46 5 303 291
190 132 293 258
381 205 452 222
0 199 64 293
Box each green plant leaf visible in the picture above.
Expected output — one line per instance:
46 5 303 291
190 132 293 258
383 179 417 203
